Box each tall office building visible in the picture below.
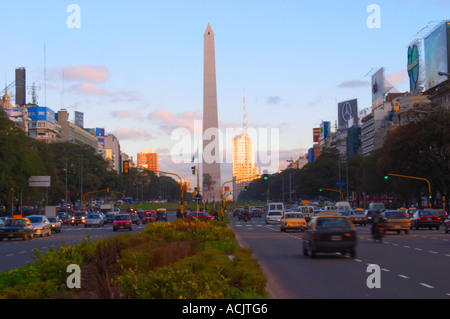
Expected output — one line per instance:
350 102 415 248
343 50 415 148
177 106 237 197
137 148 158 173
232 93 259 200
202 23 221 200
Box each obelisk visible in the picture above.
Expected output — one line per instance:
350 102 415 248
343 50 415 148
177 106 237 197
202 23 221 201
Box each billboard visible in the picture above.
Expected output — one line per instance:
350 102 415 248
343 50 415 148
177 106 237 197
5 109 24 123
75 111 84 128
313 128 320 143
371 68 384 107
26 106 55 124
424 21 450 90
320 121 330 141
407 39 424 92
337 99 358 132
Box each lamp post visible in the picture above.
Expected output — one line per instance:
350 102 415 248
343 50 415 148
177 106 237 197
65 147 91 204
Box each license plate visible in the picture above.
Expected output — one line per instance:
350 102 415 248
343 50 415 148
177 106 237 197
330 235 342 241
394 225 400 228
428 218 432 221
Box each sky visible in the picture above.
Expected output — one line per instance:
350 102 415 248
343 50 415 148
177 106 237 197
1 0 449 185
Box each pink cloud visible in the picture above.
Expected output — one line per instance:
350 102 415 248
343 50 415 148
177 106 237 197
114 128 152 141
147 109 201 134
49 65 109 82
111 110 145 120
69 82 107 95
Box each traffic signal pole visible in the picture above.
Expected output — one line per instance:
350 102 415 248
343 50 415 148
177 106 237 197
386 173 432 207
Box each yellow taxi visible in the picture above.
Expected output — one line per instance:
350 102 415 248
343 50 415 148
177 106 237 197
280 212 307 232
156 208 167 221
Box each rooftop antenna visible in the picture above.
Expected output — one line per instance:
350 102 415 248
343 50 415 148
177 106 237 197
44 42 47 106
27 82 41 105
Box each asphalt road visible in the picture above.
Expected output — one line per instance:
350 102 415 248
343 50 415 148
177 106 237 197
229 213 450 299
0 211 177 273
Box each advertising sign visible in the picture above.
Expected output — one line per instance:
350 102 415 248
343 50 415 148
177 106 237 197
424 21 450 90
312 128 320 143
5 109 24 123
26 106 55 124
320 121 330 141
75 111 84 128
337 99 358 132
371 68 384 107
29 176 51 187
407 40 421 92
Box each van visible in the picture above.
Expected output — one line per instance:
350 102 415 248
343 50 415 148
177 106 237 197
265 202 284 224
298 205 315 221
335 201 351 211
369 202 385 210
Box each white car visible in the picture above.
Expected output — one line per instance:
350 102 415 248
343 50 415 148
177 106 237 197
265 202 284 224
84 213 104 227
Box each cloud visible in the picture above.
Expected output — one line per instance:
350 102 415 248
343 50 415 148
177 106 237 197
48 65 109 83
385 71 409 91
111 110 145 121
337 80 370 88
267 96 282 105
69 82 107 96
113 128 152 141
147 108 202 134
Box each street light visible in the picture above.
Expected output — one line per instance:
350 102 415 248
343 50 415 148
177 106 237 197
65 147 91 203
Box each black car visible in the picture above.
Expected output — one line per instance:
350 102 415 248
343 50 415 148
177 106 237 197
129 213 140 225
303 214 357 258
250 209 262 218
72 211 88 226
155 210 168 221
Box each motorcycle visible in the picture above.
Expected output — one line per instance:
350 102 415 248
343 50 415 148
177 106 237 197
373 223 386 242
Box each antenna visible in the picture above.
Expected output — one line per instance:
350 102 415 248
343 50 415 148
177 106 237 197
27 82 41 105
44 42 47 106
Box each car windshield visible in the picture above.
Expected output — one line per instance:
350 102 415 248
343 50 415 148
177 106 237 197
270 204 283 210
419 211 438 216
4 219 25 227
75 212 86 216
115 215 130 220
286 213 303 219
384 211 407 218
27 216 43 223
316 217 350 229
88 214 100 219
48 217 57 222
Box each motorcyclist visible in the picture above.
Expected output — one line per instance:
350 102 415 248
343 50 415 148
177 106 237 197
371 210 385 238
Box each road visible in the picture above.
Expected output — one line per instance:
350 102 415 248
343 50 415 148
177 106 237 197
229 213 450 299
0 211 177 273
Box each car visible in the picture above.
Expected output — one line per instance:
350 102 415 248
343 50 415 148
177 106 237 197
250 208 262 217
85 213 104 227
129 213 141 225
365 209 381 223
27 215 52 237
0 217 34 241
381 210 410 234
142 210 156 224
233 208 242 217
155 209 167 221
280 212 307 232
410 210 441 230
104 213 116 224
57 212 71 225
238 209 251 221
186 212 215 221
136 209 145 220
113 214 133 231
48 216 62 233
432 209 448 224
71 211 88 226
349 209 367 226
298 206 315 222
265 211 283 224
303 214 357 258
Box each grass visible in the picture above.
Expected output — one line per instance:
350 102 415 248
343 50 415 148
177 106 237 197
0 214 268 299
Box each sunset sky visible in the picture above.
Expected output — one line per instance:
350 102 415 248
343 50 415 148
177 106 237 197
1 0 448 183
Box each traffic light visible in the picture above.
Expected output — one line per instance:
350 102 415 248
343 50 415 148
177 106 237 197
123 161 129 174
263 174 268 180
384 170 389 179
319 188 322 192
244 186 248 191
107 187 110 193
191 166 196 175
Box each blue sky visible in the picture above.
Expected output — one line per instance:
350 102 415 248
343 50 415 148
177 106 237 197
1 0 449 183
